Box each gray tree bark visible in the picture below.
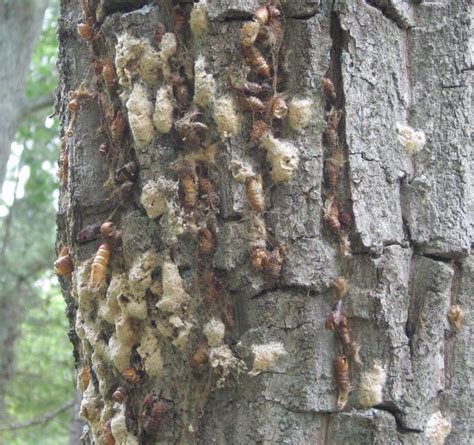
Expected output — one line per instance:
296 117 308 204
57 0 472 444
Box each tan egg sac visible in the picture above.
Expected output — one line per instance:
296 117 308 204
128 250 160 300
323 193 341 235
194 56 215 107
98 273 126 324
138 43 162 85
172 319 193 349
115 34 162 90
115 316 140 349
396 122 426 155
340 232 352 257
249 342 287 376
358 362 387 408
137 326 164 377
118 294 147 321
109 334 133 371
99 420 114 445
447 304 466 330
126 83 155 147
209 345 246 388
425 411 451 445
230 159 255 183
141 178 178 219
73 259 95 312
332 276 349 299
190 1 209 37
289 98 313 130
153 86 174 134
203 318 225 347
81 319 108 359
79 381 102 426
260 134 299 183
156 255 190 314
159 32 177 61
115 34 144 89
214 96 240 139
90 351 111 397
158 32 177 80
110 405 140 445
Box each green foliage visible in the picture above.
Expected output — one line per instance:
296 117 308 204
0 1 59 298
2 289 75 445
0 1 76 443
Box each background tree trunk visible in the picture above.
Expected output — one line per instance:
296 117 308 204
0 0 48 423
0 0 48 188
57 0 472 444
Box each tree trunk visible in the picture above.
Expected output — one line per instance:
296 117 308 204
0 1 50 427
57 1 472 444
0 0 47 188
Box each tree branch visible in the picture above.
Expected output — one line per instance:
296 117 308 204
19 92 55 120
0 399 75 431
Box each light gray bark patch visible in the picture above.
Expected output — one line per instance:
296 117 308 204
266 159 322 241
199 395 328 445
215 222 250 270
439 256 474 443
241 288 340 412
281 237 338 290
325 410 415 444
365 0 414 29
402 255 453 430
401 1 472 258
340 0 411 253
121 209 162 265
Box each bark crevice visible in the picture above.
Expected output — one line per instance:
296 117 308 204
373 403 423 434
364 0 412 30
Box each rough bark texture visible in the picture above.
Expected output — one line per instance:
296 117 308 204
57 0 472 444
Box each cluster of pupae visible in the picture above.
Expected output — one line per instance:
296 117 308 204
320 78 353 257
321 77 391 412
230 1 314 279
324 277 360 409
55 1 279 442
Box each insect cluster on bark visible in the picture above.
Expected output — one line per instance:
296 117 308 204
319 68 374 410
320 78 354 257
56 1 252 442
232 0 311 280
324 277 361 409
